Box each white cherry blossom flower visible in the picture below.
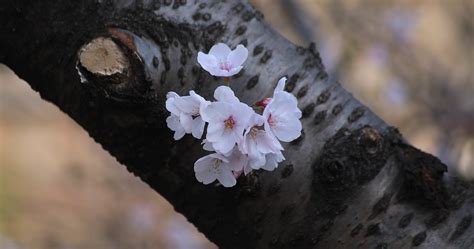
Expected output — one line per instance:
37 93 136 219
202 100 254 154
240 114 283 171
165 91 209 139
197 43 248 77
173 91 209 139
165 92 190 140
263 79 303 142
194 150 246 187
166 114 186 140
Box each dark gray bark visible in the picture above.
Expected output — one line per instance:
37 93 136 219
1 1 473 248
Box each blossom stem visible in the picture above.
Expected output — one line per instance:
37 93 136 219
223 77 230 86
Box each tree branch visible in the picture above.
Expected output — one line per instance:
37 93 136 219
1 1 473 248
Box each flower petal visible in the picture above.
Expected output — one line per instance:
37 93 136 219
227 44 248 68
211 129 236 154
197 52 218 72
194 156 217 184
261 152 285 171
271 115 302 142
216 165 237 187
214 86 240 103
165 95 181 116
191 116 206 139
201 102 232 122
274 77 286 94
209 43 232 61
206 122 225 142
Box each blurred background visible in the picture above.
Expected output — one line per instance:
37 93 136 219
1 0 473 248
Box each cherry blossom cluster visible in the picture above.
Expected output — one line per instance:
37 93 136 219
165 43 302 187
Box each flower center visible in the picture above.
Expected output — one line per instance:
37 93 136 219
249 127 259 139
224 116 235 129
219 61 232 72
213 159 222 169
268 113 276 127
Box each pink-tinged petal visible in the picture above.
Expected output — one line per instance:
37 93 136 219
226 148 248 172
216 166 237 187
197 52 218 71
274 77 286 94
209 43 232 61
191 116 206 139
227 44 248 67
227 65 243 76
272 115 302 142
214 86 240 103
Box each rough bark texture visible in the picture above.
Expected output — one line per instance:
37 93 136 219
1 1 473 248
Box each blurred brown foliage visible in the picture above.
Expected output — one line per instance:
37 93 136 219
1 1 473 248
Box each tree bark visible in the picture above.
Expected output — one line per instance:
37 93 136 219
1 1 473 248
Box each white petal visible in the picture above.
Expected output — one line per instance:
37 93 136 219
216 165 237 187
232 103 254 130
202 139 215 151
209 43 232 61
166 114 180 130
226 66 243 76
166 91 179 99
191 116 206 139
261 152 285 171
197 52 218 72
256 130 283 153
227 44 248 67
190 90 206 104
179 113 193 133
272 115 302 142
194 156 217 184
195 170 216 185
214 86 240 103
201 102 232 122
226 149 248 172
165 97 181 116
206 122 225 142
274 77 286 94
174 96 200 115
248 153 266 169
211 129 236 154
194 155 215 172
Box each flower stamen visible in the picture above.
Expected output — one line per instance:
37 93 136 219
224 116 235 129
